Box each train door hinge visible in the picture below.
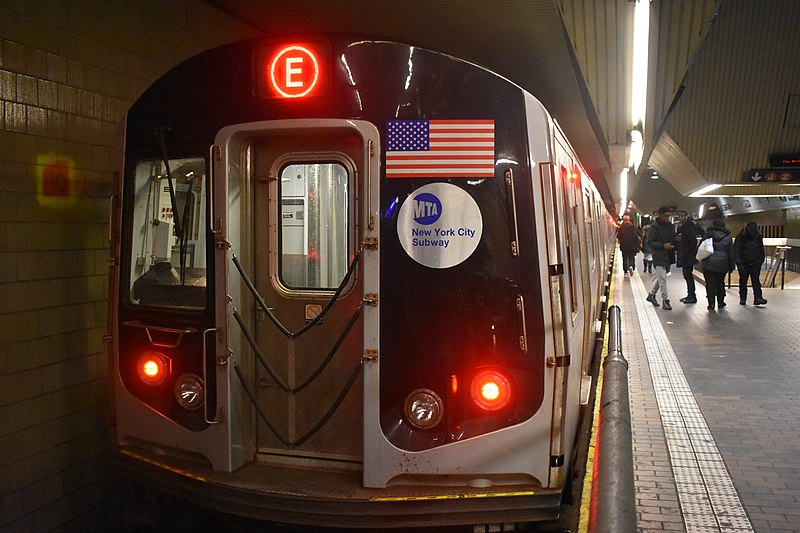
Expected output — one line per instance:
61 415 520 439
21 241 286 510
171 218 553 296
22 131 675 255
550 454 565 467
548 263 564 276
362 293 379 306
546 355 571 368
362 236 379 250
363 349 379 362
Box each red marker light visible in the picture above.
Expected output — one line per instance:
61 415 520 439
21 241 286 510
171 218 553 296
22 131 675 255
143 360 160 378
471 370 511 411
268 45 320 98
137 352 169 385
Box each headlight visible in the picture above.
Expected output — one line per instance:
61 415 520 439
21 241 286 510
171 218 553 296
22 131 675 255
174 373 204 410
404 389 444 429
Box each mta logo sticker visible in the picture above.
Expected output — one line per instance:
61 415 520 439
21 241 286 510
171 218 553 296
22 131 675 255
412 192 442 225
397 183 483 269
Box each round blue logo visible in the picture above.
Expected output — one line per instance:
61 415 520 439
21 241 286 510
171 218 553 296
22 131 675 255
411 192 442 225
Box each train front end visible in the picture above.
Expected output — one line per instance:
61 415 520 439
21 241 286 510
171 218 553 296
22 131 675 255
108 35 595 528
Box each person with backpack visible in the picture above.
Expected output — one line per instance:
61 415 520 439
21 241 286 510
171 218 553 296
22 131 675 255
699 218 735 310
617 214 642 277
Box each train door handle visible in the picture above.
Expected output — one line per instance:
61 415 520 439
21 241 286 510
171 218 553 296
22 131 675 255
122 320 196 348
505 168 521 257
516 295 528 353
203 327 222 425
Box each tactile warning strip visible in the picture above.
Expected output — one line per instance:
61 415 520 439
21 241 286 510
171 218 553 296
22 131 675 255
630 275 754 533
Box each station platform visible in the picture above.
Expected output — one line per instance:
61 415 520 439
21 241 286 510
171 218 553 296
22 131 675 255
612 260 800 532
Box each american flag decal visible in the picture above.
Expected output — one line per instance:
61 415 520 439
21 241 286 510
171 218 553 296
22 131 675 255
385 119 495 178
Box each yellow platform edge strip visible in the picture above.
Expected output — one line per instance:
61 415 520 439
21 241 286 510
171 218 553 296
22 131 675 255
578 257 616 532
371 490 537 502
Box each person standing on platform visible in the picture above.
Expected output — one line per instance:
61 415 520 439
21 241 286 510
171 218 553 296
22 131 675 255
676 210 700 304
699 218 735 310
617 215 641 277
641 222 653 273
733 220 767 306
645 206 677 310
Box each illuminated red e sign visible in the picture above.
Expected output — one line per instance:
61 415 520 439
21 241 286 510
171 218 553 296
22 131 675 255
256 41 328 99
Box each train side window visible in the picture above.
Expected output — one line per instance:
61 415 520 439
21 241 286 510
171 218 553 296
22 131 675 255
559 165 579 314
278 161 349 290
584 190 596 271
128 157 208 309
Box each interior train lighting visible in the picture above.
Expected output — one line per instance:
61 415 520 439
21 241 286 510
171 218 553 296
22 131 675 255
471 370 511 411
137 351 169 386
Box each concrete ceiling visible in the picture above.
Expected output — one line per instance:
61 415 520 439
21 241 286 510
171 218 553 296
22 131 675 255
205 0 800 216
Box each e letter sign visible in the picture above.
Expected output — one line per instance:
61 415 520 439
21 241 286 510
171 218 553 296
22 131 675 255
255 41 328 99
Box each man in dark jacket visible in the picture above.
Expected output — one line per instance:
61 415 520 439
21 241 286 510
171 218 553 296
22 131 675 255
733 221 767 305
699 218 735 310
617 215 641 277
676 210 700 303
645 206 677 310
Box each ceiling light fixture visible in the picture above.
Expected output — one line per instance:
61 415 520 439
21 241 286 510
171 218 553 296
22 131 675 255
689 183 722 197
631 0 650 130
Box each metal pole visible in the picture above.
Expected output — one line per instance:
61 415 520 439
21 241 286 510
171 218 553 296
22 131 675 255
778 246 789 290
588 305 636 533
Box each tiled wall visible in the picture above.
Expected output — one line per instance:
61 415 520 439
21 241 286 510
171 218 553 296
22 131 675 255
0 2 258 531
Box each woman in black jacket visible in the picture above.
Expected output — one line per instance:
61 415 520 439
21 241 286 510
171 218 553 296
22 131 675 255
733 221 767 305
699 218 735 310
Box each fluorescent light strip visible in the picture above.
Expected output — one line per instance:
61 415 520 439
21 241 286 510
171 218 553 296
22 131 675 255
619 169 628 218
689 183 722 197
631 0 650 127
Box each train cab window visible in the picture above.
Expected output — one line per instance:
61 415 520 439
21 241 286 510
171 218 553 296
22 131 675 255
127 157 208 309
278 161 349 290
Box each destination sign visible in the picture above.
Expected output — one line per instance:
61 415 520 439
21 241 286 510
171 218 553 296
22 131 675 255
741 169 800 183
769 153 800 167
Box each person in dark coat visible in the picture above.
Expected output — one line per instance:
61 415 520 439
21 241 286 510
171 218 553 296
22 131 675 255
617 215 641 277
675 210 700 303
645 206 677 310
640 222 653 273
733 221 767 305
699 218 735 310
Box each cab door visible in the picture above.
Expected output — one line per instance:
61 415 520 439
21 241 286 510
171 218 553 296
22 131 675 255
222 120 379 464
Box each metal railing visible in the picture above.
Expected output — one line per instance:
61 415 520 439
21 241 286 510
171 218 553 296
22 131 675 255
588 305 636 533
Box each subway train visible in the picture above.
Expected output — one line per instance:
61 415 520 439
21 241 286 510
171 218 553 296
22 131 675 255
107 34 617 529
